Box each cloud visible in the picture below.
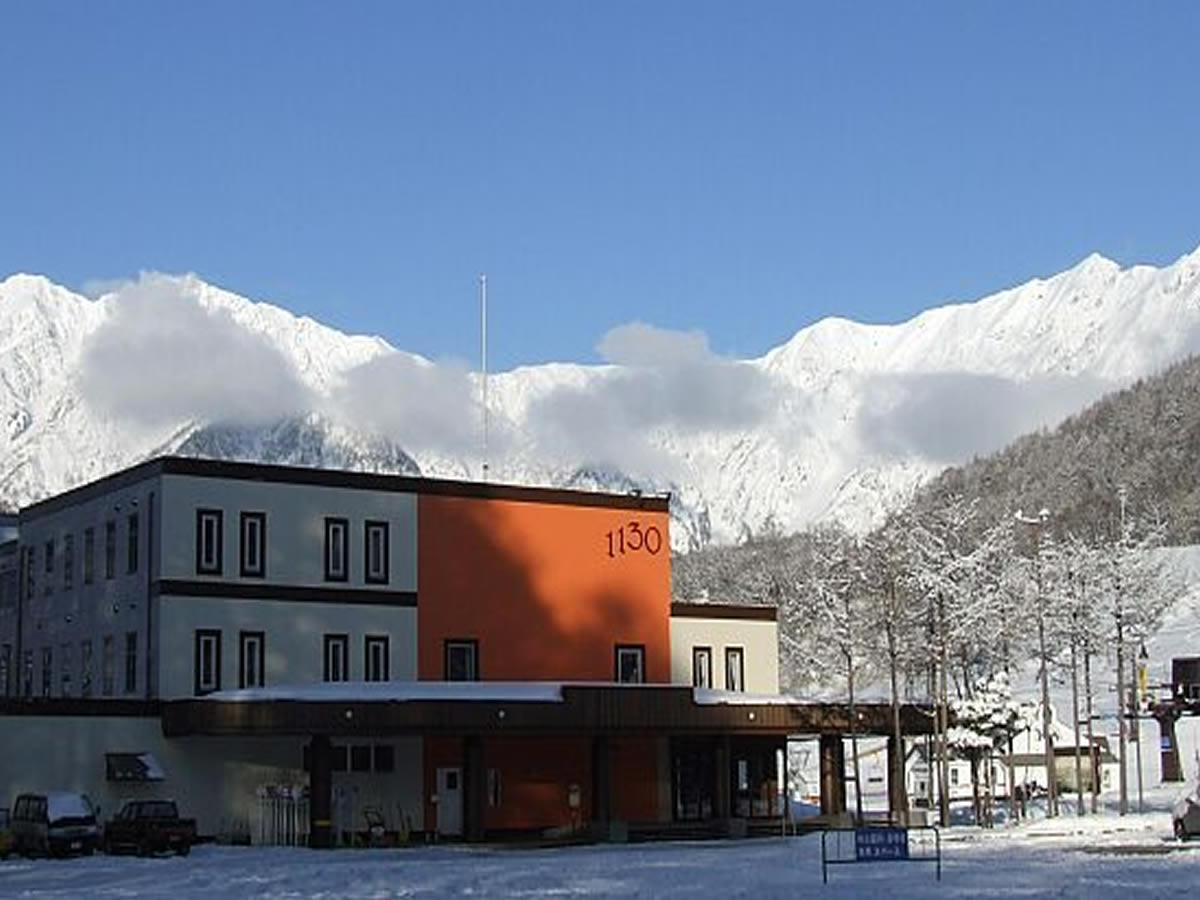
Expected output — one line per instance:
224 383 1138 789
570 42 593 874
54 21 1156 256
525 321 780 476
79 276 134 300
856 371 1115 463
78 274 313 427
327 354 486 457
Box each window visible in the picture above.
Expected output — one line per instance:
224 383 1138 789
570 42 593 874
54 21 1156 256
60 643 72 697
350 745 372 773
196 509 223 575
80 640 93 698
83 527 95 585
364 520 389 584
240 512 266 578
44 539 54 594
195 629 222 695
24 547 35 601
724 647 745 692
323 634 349 682
332 746 349 773
22 649 33 698
102 635 114 696
950 767 960 786
41 646 52 697
0 643 10 697
63 534 74 589
105 520 116 579
324 518 348 582
488 768 503 808
239 630 264 689
696 648 710 691
127 512 139 574
364 635 389 682
615 644 645 684
374 744 395 773
444 639 479 681
124 631 138 694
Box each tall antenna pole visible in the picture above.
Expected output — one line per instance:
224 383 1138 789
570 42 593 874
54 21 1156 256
480 273 489 482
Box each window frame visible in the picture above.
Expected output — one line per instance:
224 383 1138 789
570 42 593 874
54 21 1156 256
127 512 139 574
195 509 224 575
194 629 222 695
364 634 390 682
238 630 265 689
724 646 745 692
83 527 95 585
444 639 479 681
692 646 713 689
323 633 350 682
614 643 646 685
63 533 74 590
101 636 114 697
124 631 138 694
105 519 117 580
239 512 267 579
364 520 390 585
324 517 349 582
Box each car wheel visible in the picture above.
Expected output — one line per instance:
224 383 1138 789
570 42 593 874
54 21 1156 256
176 843 190 857
1175 818 1188 841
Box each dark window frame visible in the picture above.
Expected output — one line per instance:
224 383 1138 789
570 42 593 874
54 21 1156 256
444 638 479 681
238 630 265 689
194 629 222 695
692 646 713 689
323 633 350 682
364 520 390 585
373 744 395 773
614 643 646 684
124 631 138 694
127 512 139 574
239 512 267 578
724 646 745 692
63 533 74 590
364 634 390 682
195 509 224 575
350 745 372 773
105 520 117 580
324 517 349 582
83 527 95 585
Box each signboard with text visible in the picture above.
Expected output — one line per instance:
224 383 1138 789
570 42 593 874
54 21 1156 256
854 827 909 861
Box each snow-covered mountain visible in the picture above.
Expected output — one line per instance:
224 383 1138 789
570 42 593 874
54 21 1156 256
3 245 1200 549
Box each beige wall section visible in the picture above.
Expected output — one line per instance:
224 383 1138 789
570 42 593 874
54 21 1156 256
669 617 780 694
0 714 422 841
159 475 417 590
158 596 417 698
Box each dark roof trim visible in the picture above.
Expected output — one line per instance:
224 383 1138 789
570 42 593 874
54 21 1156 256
0 699 162 717
155 579 418 608
670 602 777 622
21 456 671 520
161 686 937 738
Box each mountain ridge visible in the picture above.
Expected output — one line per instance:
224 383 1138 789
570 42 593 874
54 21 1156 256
3 243 1200 547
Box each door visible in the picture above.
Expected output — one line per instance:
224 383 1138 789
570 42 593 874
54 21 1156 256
436 767 463 836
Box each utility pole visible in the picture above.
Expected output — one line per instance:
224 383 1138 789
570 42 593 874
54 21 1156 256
1016 508 1057 817
480 273 489 483
1116 485 1129 816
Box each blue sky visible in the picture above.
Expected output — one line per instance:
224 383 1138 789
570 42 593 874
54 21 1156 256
4 1 1200 371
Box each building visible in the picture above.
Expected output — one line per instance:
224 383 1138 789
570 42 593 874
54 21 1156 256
0 457 793 845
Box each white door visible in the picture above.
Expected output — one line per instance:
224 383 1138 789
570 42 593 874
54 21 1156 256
436 767 463 836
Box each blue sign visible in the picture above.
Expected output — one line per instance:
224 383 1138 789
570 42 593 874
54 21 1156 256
855 827 909 861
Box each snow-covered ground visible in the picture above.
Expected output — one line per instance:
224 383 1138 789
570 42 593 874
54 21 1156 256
3 789 1199 899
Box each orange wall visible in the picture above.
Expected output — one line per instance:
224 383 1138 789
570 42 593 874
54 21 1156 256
417 495 671 681
423 736 662 832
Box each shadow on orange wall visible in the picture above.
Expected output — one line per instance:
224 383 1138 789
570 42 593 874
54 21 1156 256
417 493 671 833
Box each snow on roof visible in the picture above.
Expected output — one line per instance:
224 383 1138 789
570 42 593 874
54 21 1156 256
203 681 805 706
692 688 805 706
204 681 568 703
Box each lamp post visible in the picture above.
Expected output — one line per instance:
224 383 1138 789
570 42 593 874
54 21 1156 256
1016 507 1057 818
1134 642 1148 813
1115 485 1129 816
